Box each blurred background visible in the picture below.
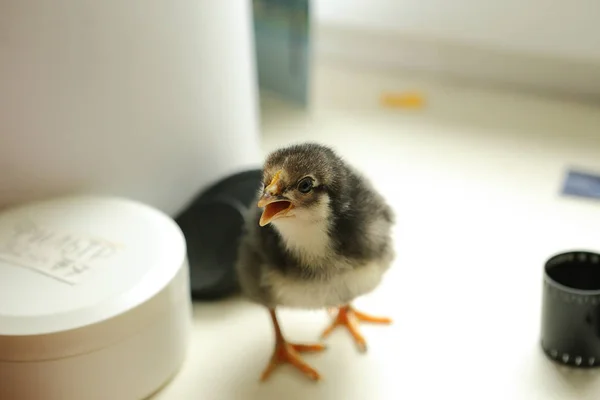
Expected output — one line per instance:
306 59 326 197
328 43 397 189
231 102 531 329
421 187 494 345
314 0 600 98
240 2 600 399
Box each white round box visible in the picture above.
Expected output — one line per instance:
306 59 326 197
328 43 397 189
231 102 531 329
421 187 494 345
0 196 192 400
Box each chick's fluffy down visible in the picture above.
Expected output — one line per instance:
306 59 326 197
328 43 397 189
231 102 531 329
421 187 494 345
236 143 395 309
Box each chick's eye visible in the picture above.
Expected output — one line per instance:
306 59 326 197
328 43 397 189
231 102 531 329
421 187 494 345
297 178 313 194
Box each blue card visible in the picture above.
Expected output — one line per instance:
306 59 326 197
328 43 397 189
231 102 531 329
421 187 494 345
252 0 310 106
562 169 600 200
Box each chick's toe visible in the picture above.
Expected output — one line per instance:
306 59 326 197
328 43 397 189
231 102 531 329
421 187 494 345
322 305 392 352
261 309 326 382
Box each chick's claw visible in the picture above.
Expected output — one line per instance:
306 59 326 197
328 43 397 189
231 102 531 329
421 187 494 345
353 309 392 324
321 305 391 352
292 343 327 353
260 341 325 382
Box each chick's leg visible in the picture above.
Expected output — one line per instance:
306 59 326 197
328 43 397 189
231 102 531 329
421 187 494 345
321 305 391 352
261 309 325 382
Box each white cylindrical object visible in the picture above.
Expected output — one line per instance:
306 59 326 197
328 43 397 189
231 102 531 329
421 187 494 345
0 1 261 216
0 196 192 400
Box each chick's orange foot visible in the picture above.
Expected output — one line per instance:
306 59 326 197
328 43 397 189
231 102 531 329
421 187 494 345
322 305 392 352
260 341 325 382
261 309 326 382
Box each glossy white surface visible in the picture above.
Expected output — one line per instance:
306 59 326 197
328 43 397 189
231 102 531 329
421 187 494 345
0 197 186 336
0 196 192 400
0 268 191 400
157 61 600 399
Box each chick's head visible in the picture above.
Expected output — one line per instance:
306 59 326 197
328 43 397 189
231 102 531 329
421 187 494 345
257 143 343 227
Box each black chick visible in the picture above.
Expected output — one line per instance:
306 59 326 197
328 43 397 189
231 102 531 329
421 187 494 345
236 143 395 381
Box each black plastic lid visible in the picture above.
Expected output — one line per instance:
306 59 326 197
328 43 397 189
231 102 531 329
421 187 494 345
175 169 262 300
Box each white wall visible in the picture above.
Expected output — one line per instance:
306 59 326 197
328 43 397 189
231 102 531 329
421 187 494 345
0 0 261 216
315 0 600 63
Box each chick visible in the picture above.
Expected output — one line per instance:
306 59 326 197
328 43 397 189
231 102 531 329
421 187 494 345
236 143 395 381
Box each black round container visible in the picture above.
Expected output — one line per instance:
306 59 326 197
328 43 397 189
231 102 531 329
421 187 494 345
175 169 262 300
541 251 600 367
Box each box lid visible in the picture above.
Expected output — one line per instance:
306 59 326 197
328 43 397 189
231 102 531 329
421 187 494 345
0 196 187 360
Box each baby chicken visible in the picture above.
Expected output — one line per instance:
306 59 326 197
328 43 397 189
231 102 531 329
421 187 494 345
236 143 395 381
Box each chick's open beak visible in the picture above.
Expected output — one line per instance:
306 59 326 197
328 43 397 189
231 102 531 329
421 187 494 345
258 171 294 226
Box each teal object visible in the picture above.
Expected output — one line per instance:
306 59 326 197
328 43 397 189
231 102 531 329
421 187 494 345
253 0 310 106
